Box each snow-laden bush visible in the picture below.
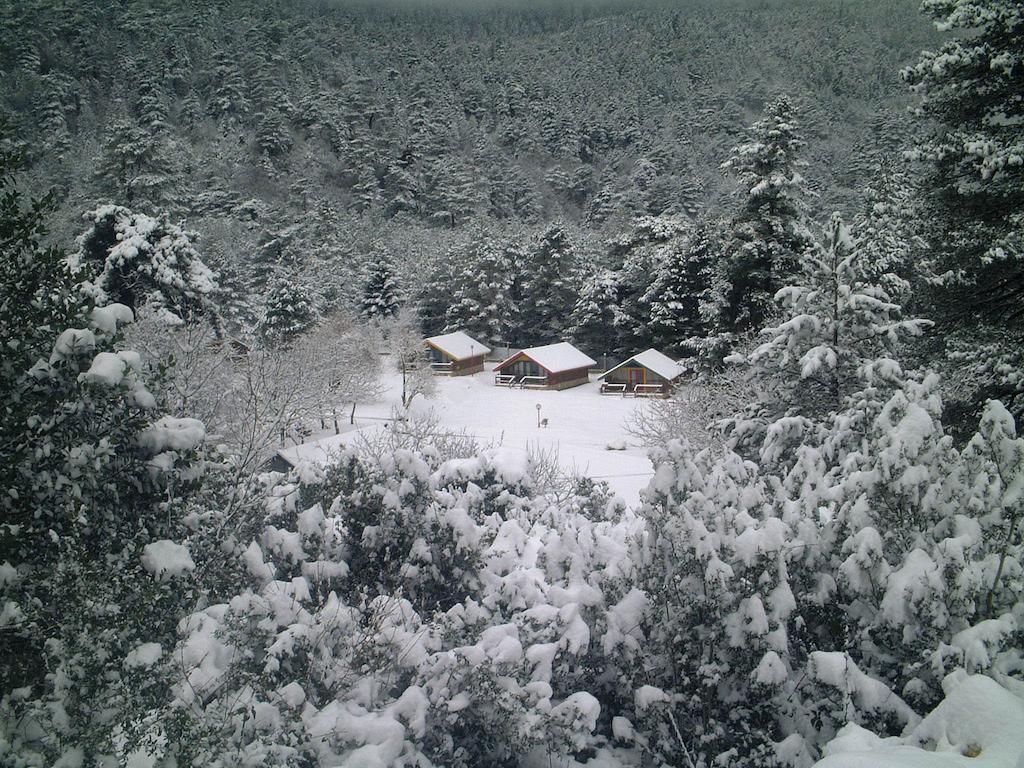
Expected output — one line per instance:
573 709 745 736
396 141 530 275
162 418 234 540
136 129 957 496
169 445 645 767
625 367 1023 767
0 160 209 765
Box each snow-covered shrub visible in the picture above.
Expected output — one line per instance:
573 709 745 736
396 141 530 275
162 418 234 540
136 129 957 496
170 443 645 767
621 352 1023 766
628 439 816 766
0 161 209 764
74 204 217 324
823 379 1024 714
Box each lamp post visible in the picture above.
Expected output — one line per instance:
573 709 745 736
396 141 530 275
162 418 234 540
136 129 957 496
536 403 542 428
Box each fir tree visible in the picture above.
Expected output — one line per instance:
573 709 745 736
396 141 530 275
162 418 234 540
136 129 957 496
255 109 293 158
902 0 1024 325
443 235 519 346
568 267 621 359
902 0 1024 423
643 224 714 353
718 95 813 335
94 112 177 207
519 224 578 345
588 166 623 224
731 213 930 429
361 256 401 322
257 275 318 344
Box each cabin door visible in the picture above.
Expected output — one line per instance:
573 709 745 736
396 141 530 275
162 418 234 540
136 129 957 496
628 368 645 389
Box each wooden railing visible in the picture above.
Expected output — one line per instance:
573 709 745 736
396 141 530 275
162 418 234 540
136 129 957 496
518 375 548 389
630 383 664 397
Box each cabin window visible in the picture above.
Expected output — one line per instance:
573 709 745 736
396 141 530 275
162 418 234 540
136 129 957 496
511 360 542 378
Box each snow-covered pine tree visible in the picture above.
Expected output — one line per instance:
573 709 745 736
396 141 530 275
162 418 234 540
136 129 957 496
206 51 250 122
728 214 931 450
902 0 1024 315
519 224 579 345
569 267 621 360
425 156 482 228
361 255 401 322
902 0 1024 425
443 235 519 346
255 109 293 158
257 274 319 345
642 222 714 354
37 73 72 160
588 166 623 224
607 215 691 354
718 94 813 335
94 111 177 208
382 159 420 217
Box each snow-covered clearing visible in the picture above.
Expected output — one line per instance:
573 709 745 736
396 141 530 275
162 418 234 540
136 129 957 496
341 362 659 506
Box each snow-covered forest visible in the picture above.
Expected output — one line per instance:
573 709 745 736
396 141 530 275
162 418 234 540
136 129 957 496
1 0 1023 766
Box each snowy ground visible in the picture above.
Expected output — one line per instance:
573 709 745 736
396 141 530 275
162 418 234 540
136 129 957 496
337 362 658 507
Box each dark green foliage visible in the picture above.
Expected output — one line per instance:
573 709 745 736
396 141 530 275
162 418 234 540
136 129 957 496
361 256 401 322
0 142 206 763
717 95 814 335
258 275 319 344
519 224 579 345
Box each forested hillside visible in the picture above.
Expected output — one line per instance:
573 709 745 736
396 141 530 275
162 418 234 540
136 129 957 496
3 1 1024 767
2 0 933 326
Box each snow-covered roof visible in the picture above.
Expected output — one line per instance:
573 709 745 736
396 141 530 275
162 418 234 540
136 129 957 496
425 331 491 361
274 424 385 468
599 348 686 381
498 342 597 374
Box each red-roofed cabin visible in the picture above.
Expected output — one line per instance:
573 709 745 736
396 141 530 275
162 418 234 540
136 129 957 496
493 342 597 390
425 330 490 376
598 348 686 397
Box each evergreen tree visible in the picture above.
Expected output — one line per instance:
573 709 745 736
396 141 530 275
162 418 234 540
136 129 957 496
902 0 1024 422
361 256 401 322
606 215 691 353
643 223 714 353
519 224 578 345
568 267 621 359
588 166 623 224
94 112 177 208
0 143 207 765
257 274 319 344
443 235 519 346
75 205 217 323
206 51 250 122
255 109 293 158
37 73 72 159
425 157 482 228
718 95 813 334
902 0 1024 324
382 160 420 217
730 213 930 433
417 249 461 337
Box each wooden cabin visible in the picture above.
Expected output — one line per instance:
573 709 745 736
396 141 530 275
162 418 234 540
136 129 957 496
494 342 597 390
598 348 685 397
425 331 491 376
